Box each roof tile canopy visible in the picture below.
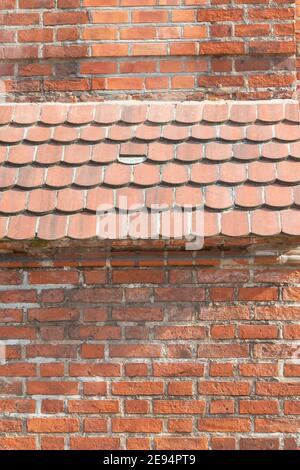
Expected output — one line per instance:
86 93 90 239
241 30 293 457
0 101 300 241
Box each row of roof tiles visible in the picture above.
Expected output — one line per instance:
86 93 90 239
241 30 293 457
0 123 299 144
0 102 299 125
0 210 299 240
0 185 300 215
1 161 300 188
0 101 299 241
1 142 300 165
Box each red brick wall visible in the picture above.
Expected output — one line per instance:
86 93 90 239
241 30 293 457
296 0 300 92
1 1 296 101
0 250 299 450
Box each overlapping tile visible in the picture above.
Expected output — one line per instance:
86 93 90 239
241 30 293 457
0 100 299 240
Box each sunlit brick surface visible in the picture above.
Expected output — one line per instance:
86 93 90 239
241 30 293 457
0 1 296 101
0 250 299 450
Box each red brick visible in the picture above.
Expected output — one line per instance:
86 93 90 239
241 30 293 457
68 400 119 414
198 418 251 433
41 436 65 450
28 418 79 433
168 418 193 433
112 381 163 396
154 437 208 450
28 270 79 284
70 437 120 450
83 418 107 433
112 418 163 433
154 400 205 414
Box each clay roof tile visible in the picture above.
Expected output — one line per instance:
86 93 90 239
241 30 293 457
0 100 299 240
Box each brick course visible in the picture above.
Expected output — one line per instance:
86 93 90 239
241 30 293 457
0 1 297 101
0 249 299 450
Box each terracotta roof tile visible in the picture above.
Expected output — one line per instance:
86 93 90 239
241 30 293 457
0 189 27 214
281 209 300 235
120 142 147 157
146 187 173 209
86 187 114 212
107 125 133 142
133 163 160 186
0 146 6 164
147 104 174 123
277 161 300 183
176 142 203 162
221 210 250 237
176 103 203 124
94 104 121 124
190 162 218 185
18 166 45 188
148 142 173 162
163 124 190 141
64 144 91 165
26 125 52 143
46 166 73 188
276 123 300 141
0 126 24 143
205 142 232 161
121 104 148 124
258 103 284 122
116 187 144 211
233 143 260 161
53 125 79 143
28 188 56 214
13 104 40 125
0 100 300 241
0 106 13 125
264 185 294 208
203 103 229 122
91 143 118 164
162 163 188 185
57 188 85 213
37 214 68 240
293 186 300 206
219 125 245 142
248 161 276 184
219 162 247 184
67 104 94 125
230 104 257 123
0 167 18 189
285 103 300 123
205 186 233 210
80 125 106 142
175 186 203 208
40 104 68 125
262 142 289 160
135 124 161 141
36 144 62 165
8 144 34 165
236 185 263 208
75 165 103 187
251 209 281 236
246 124 273 142
0 216 8 238
203 211 220 237
68 213 97 239
7 214 37 240
191 124 216 140
104 163 131 186
290 141 300 159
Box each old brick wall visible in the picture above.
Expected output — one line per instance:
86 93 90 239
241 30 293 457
0 1 296 101
0 249 299 450
296 0 300 92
